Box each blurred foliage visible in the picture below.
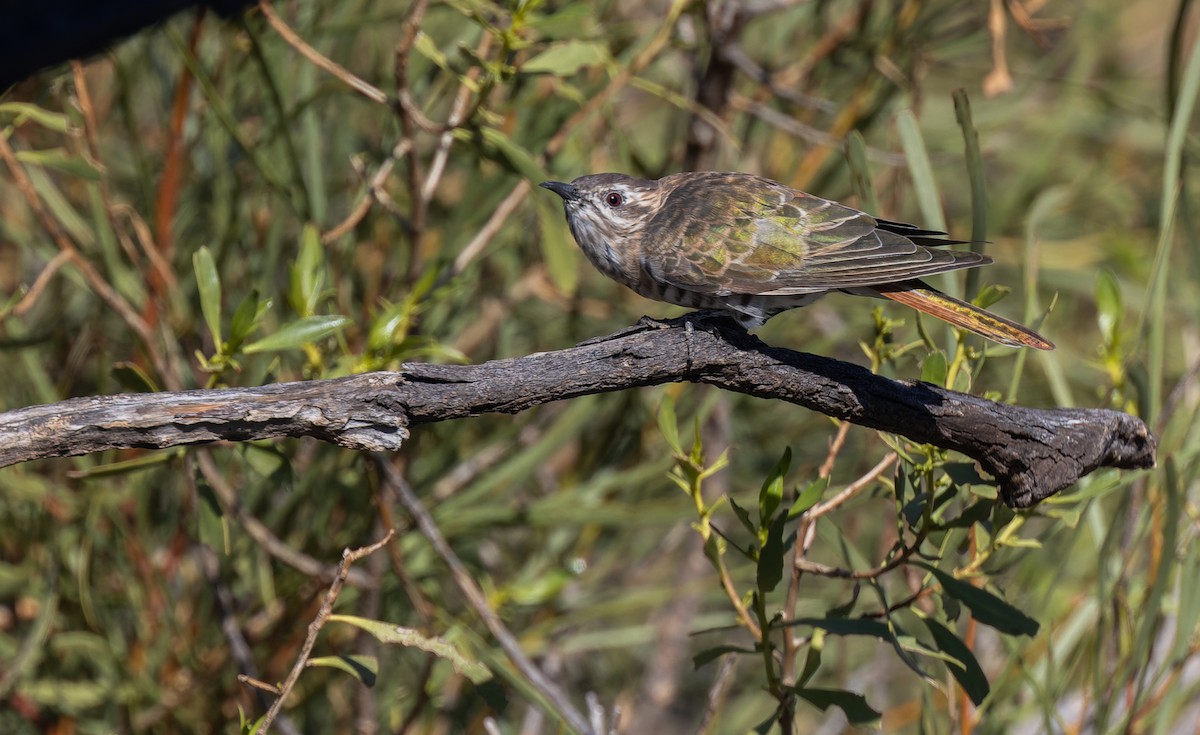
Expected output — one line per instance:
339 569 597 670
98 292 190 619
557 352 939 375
0 0 1198 732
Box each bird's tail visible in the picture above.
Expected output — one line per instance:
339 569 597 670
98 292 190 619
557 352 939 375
869 280 1054 350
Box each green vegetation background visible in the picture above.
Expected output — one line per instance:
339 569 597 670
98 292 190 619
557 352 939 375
0 0 1196 732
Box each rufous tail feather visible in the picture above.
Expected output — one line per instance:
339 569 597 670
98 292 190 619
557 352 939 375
870 281 1054 350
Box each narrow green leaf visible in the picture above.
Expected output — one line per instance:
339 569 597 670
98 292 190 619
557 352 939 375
920 350 948 386
15 148 101 180
793 687 881 724
896 109 946 233
787 477 829 519
657 396 681 454
914 562 1039 636
789 617 892 639
229 291 265 348
845 131 879 214
0 102 71 132
307 655 378 686
244 315 351 354
193 246 223 346
729 497 757 535
111 361 159 393
758 447 791 526
973 283 1010 310
921 616 990 706
330 615 491 683
522 40 610 75
412 31 450 71
953 88 987 295
692 644 756 670
289 224 324 317
1095 269 1122 347
756 514 787 593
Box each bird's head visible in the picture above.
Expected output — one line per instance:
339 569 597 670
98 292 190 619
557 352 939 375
539 174 664 249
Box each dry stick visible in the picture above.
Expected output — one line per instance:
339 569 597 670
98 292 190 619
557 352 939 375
420 32 495 206
0 318 1156 507
257 1 389 106
13 250 73 316
696 653 739 735
376 458 596 735
254 529 396 735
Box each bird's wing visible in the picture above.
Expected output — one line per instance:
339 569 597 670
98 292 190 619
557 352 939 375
641 173 988 296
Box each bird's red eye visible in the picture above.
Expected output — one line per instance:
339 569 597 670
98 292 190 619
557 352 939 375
605 191 624 208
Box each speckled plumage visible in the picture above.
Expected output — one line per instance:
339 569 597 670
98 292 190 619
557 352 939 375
540 172 1052 349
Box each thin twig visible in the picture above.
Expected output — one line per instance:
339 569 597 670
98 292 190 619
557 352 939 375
376 457 596 735
255 529 396 735
13 251 73 316
806 453 898 521
696 653 739 735
420 32 494 205
257 1 389 106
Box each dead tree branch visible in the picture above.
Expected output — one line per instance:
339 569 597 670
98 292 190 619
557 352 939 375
0 318 1155 508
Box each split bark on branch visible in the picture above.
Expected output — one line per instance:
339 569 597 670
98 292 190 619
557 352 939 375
0 317 1155 508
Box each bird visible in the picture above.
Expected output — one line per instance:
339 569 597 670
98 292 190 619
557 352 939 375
539 171 1053 350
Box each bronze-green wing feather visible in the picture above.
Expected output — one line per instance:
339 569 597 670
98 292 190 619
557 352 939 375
641 172 988 296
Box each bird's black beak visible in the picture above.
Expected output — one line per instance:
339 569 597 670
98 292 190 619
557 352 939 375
539 181 580 202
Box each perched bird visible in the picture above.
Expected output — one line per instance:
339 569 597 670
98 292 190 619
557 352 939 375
540 171 1053 350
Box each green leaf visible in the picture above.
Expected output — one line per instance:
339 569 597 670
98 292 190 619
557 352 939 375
692 644 756 670
758 447 790 526
921 616 990 706
244 315 351 354
973 283 1010 309
330 615 491 683
896 109 946 232
729 497 757 535
0 102 71 132
789 617 892 640
787 477 829 519
792 687 881 724
522 40 610 76
15 148 101 180
412 32 450 72
756 514 787 594
229 291 268 349
289 224 324 317
111 361 159 393
914 562 1039 636
920 350 948 386
942 462 989 488
937 499 993 530
308 655 378 686
193 246 223 346
1096 269 1122 346
845 131 879 214
657 396 681 454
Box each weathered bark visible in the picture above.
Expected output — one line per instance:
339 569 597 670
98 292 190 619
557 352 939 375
0 317 1155 507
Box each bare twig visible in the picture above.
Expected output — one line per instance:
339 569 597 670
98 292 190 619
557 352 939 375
257 1 389 106
255 529 396 735
376 458 596 735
